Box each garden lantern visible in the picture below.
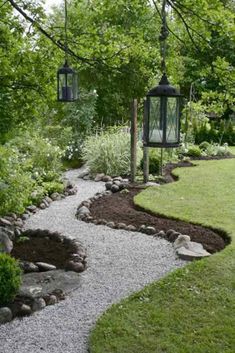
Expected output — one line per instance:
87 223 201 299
57 0 78 102
144 73 182 148
143 0 182 148
57 60 78 102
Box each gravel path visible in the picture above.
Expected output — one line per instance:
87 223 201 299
0 168 185 353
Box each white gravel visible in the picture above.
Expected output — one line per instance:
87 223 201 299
0 168 185 353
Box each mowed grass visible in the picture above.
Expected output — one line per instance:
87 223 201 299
89 159 235 353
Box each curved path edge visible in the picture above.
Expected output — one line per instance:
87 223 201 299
0 168 185 353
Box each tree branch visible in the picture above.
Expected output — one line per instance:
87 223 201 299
168 0 211 46
7 0 95 65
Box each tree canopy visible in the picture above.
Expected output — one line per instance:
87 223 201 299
0 0 234 138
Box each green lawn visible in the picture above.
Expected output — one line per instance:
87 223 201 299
89 159 235 353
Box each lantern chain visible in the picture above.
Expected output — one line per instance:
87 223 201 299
159 0 169 74
64 0 68 63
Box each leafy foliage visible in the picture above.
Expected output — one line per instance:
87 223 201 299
0 129 64 215
0 253 21 305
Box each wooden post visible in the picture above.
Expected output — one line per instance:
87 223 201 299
143 146 149 183
130 99 138 183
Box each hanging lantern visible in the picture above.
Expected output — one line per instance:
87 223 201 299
57 60 78 102
143 73 182 148
57 0 78 102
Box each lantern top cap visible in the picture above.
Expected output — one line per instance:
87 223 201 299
147 73 182 97
58 60 76 74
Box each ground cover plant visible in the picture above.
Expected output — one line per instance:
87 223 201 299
89 159 235 353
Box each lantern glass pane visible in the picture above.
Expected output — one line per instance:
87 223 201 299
166 97 179 143
149 97 163 143
59 73 66 100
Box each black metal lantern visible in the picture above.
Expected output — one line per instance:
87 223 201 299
144 73 182 148
57 60 78 102
57 0 78 102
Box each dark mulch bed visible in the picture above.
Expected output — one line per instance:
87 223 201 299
12 237 72 269
90 187 228 254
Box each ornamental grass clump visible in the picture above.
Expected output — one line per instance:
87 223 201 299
0 253 22 305
82 127 141 176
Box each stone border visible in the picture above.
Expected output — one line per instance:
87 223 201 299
0 229 87 325
0 179 84 325
21 229 87 274
0 179 78 241
76 189 212 262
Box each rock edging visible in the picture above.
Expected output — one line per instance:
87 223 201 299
76 191 211 263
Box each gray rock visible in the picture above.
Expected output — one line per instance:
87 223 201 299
18 304 32 316
106 222 115 228
20 261 39 273
47 295 58 306
50 193 61 201
166 229 176 237
14 228 22 237
0 226 14 240
139 225 147 232
145 226 156 235
36 262 57 272
32 298 46 312
42 199 50 208
168 231 181 242
116 223 127 229
14 218 24 228
113 176 123 182
81 200 91 208
0 230 13 253
83 175 91 180
94 173 105 182
96 219 107 225
174 234 191 250
0 307 13 324
176 242 211 261
126 225 137 231
8 213 17 220
77 168 90 178
0 217 12 227
105 181 113 190
111 184 120 193
67 188 77 196
44 196 53 204
26 205 37 213
21 213 30 221
155 230 166 238
66 261 84 273
77 206 90 216
39 203 46 210
113 180 121 186
102 175 112 182
4 216 15 223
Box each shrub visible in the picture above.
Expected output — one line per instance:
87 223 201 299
199 141 211 151
0 253 21 305
0 128 64 215
0 145 35 215
42 181 64 195
82 127 141 176
186 146 202 157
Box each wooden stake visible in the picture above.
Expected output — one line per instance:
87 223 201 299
143 146 149 183
130 99 138 183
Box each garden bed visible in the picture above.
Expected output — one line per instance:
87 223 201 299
89 188 227 253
